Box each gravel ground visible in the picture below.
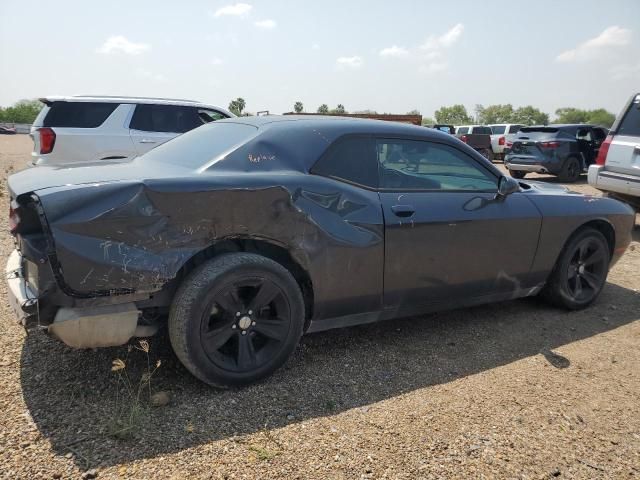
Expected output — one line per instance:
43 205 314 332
1 135 639 479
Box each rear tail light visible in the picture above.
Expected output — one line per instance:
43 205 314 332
498 136 505 146
540 141 561 149
460 135 468 143
9 200 20 234
39 127 56 154
595 134 613 165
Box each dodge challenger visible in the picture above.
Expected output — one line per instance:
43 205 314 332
6 116 635 386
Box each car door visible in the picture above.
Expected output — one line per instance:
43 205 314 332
606 97 640 185
377 138 542 313
129 104 201 155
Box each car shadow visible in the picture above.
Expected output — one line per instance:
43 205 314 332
19 282 640 469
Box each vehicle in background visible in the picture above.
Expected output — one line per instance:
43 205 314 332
7 116 634 386
455 125 493 161
489 124 523 161
588 93 640 211
505 124 608 182
425 124 455 134
0 126 17 135
30 95 234 166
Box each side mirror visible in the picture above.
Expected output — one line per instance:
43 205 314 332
497 175 520 198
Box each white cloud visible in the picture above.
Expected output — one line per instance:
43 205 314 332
312 43 320 50
336 56 364 69
419 62 448 74
610 62 640 80
97 35 150 55
211 57 224 66
421 23 464 50
556 26 632 62
379 45 409 58
254 19 276 29
213 3 252 17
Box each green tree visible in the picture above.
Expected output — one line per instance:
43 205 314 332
434 104 472 125
555 107 616 128
317 104 329 114
421 117 436 126
330 104 346 114
228 97 246 116
511 105 549 126
0 99 42 123
586 108 616 128
476 104 515 124
555 107 589 124
407 109 421 115
293 101 304 113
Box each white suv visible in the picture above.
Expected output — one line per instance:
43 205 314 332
30 96 234 166
489 124 523 160
588 93 640 211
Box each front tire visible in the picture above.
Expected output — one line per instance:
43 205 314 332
168 253 305 387
541 228 610 310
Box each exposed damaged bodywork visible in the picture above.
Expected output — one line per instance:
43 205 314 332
5 116 636 353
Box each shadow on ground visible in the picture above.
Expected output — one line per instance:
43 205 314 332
20 282 640 469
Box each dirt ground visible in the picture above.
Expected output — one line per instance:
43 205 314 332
0 134 639 479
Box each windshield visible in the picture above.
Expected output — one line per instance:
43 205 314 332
140 122 258 168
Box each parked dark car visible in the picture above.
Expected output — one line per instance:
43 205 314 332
505 124 609 182
0 126 17 134
455 125 493 161
6 116 634 386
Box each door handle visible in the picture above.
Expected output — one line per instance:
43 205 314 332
391 205 415 218
139 139 157 144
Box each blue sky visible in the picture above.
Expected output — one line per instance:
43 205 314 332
1 0 639 119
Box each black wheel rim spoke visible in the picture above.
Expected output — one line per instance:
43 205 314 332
248 281 279 314
253 318 288 341
581 271 600 290
203 320 236 350
573 276 583 297
237 334 257 369
216 289 244 315
584 248 605 267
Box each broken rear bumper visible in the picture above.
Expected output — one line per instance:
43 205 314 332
5 249 143 348
6 249 39 327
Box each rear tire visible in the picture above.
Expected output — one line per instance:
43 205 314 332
168 253 305 387
541 228 610 310
560 156 581 183
509 170 526 179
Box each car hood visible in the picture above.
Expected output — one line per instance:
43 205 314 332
7 159 191 197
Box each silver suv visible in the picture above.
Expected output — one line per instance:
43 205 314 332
30 95 234 166
588 93 640 210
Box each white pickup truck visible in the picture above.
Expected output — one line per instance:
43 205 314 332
489 124 523 161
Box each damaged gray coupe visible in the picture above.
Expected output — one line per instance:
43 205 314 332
6 116 635 386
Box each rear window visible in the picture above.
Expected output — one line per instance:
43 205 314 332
508 125 523 134
472 126 492 135
520 127 559 134
618 102 640 137
130 104 203 133
491 125 506 134
43 102 118 128
140 122 258 168
457 127 469 134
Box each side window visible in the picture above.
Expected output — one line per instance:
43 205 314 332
130 105 202 133
618 102 640 136
43 102 118 128
377 139 498 192
576 128 592 142
197 108 227 123
311 136 378 188
593 128 607 142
